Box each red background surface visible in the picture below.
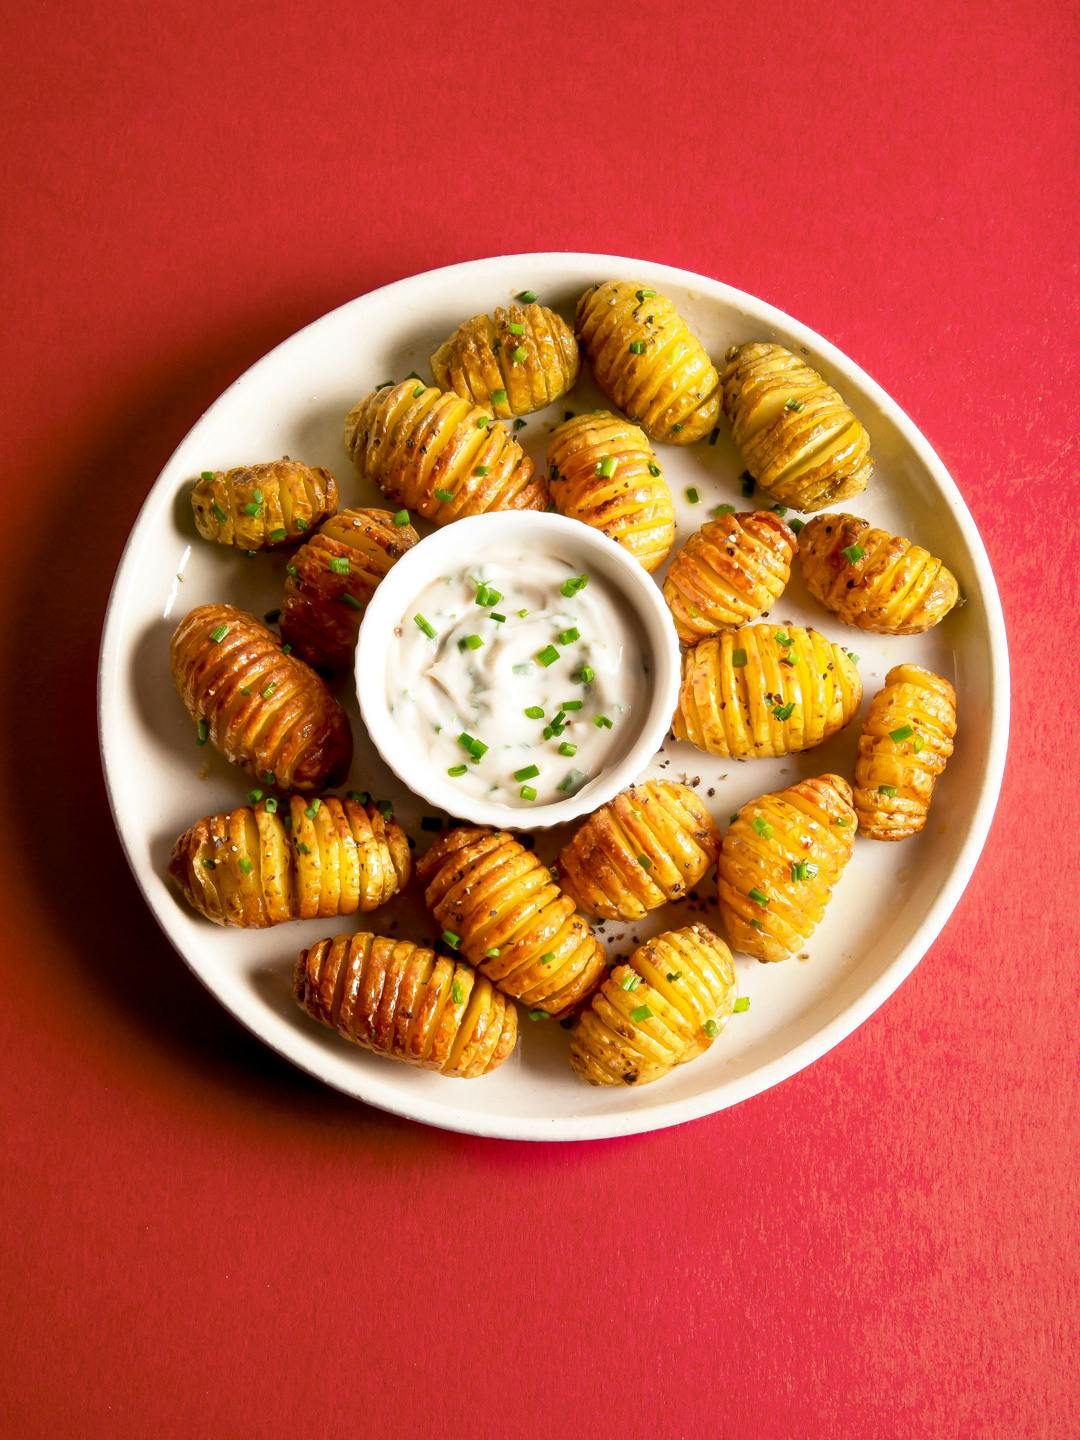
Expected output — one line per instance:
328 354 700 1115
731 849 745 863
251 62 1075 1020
2 3 1076 1436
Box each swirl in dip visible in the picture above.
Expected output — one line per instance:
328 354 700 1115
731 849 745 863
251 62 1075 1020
391 553 648 807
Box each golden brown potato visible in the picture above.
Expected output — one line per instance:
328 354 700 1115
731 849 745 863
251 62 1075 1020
343 380 548 524
416 827 606 1018
169 794 411 928
673 624 861 759
170 603 352 792
575 281 720 444
663 509 796 645
190 459 338 549
280 507 420 670
797 513 959 633
569 925 736 1086
546 411 676 572
717 774 855 962
557 781 721 922
720 343 872 511
430 301 579 418
294 933 518 1078
854 664 957 840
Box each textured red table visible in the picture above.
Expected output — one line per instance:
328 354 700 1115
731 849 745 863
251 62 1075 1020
2 3 1076 1436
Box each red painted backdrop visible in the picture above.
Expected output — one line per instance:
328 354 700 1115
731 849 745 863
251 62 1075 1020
1 3 1076 1436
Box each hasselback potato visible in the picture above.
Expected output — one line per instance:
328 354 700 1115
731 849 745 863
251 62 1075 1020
430 301 579 417
190 459 338 549
170 603 352 792
416 827 606 1018
280 507 419 670
854 664 957 840
557 781 721 922
575 281 720 444
546 411 676 572
294 933 517 1078
343 381 548 524
797 513 959 633
569 925 737 1087
673 623 861 759
717 774 855 962
720 343 872 511
663 509 797 645
170 794 411 928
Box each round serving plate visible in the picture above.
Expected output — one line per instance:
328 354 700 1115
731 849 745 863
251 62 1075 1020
98 252 1009 1141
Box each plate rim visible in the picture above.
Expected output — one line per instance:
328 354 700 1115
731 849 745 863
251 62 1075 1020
97 250 1011 1142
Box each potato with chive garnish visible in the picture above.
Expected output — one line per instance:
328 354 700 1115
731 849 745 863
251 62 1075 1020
190 458 338 549
294 933 518 1077
169 794 411 928
576 281 721 444
430 300 579 418
343 380 548 526
546 411 675 572
663 509 797 645
854 664 957 840
717 775 855 962
720 343 872 511
569 924 737 1086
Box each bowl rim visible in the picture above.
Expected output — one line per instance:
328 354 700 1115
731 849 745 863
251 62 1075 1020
97 249 1010 1142
354 510 682 830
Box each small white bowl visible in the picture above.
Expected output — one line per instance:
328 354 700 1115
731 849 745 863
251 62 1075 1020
355 511 680 829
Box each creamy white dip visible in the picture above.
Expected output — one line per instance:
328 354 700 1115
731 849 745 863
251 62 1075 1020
390 553 648 808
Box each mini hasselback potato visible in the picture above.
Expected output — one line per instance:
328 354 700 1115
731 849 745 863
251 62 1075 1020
170 603 352 792
854 664 957 840
717 774 855 962
557 780 721 922
343 380 548 525
430 301 579 418
294 933 517 1078
797 513 959 633
280 507 420 670
575 281 720 444
417 827 607 1018
569 925 737 1087
169 794 412 928
673 623 861 759
720 343 872 511
190 459 338 549
546 411 676 572
663 509 797 645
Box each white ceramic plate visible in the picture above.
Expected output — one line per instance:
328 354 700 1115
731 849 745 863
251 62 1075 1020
98 252 1009 1141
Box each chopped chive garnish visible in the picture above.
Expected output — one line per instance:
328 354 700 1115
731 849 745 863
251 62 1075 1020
538 953 557 967
790 517 805 532
628 340 645 355
749 918 763 930
434 487 455 502
551 710 566 728
731 648 748 667
536 644 560 667
846 650 860 664
490 612 506 623
476 584 503 606
841 544 865 564
557 627 580 645
686 487 700 503
577 665 595 685
704 1019 720 1038
558 742 577 757
913 735 925 753
781 651 797 666
596 455 617 477
630 1004 653 1022
516 289 538 302
294 518 308 532
242 501 262 517
528 1009 550 1021
447 764 467 776
457 732 488 760
411 384 425 399
442 930 461 950
286 564 298 577
666 971 683 983
773 701 795 721
264 771 276 784
517 607 528 617
749 887 770 907
519 785 537 801
542 726 553 740
248 789 263 804
560 575 588 597
328 556 350 574
733 996 750 1013
451 981 464 1004
647 461 661 476
414 614 437 639
295 841 311 855
208 624 229 643
461 634 484 651
238 857 254 875
790 860 818 882
714 503 735 515
200 470 215 480
890 725 914 742
474 465 490 476
594 714 613 728
561 700 583 710
340 594 363 611
304 799 321 817
878 784 898 796
264 797 278 814
752 817 773 839
346 789 370 804
261 682 277 698
635 288 656 303
212 502 228 523
514 764 540 782
486 947 501 957
196 719 209 746
834 817 849 827
772 504 788 516
511 346 527 363
524 705 545 719
775 631 793 646
557 769 587 793
785 397 805 412
392 509 410 527
269 527 286 541
636 853 652 870
620 972 641 992
476 415 491 429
